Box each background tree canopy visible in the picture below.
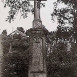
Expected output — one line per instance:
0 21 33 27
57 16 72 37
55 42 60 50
51 0 77 41
4 0 32 22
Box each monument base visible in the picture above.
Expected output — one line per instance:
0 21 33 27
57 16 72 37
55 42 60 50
26 28 48 77
28 72 47 77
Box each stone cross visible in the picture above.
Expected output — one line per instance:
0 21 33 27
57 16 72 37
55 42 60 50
32 0 47 28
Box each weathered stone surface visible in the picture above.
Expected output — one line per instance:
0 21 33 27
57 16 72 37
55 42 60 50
27 28 48 77
33 19 42 28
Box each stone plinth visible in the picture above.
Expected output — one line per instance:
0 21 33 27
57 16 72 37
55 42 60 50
26 28 48 77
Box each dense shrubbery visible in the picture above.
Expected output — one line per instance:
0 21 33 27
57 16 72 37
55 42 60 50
2 29 29 77
2 27 77 77
47 41 77 77
3 51 29 77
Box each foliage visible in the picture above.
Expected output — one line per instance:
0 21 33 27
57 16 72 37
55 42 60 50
51 0 77 41
4 0 32 22
3 51 29 77
3 0 45 22
17 27 25 33
57 0 77 6
51 5 74 26
2 33 11 54
56 26 72 39
47 41 77 77
2 28 29 77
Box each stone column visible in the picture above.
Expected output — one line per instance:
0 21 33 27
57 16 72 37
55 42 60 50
33 0 42 28
34 0 40 20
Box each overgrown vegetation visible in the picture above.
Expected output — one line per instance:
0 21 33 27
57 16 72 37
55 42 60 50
2 28 29 77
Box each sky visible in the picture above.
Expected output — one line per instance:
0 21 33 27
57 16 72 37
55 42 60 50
0 0 58 34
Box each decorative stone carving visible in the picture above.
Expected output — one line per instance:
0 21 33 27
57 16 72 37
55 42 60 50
33 19 42 28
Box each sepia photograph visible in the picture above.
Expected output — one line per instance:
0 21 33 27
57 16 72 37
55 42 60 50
0 0 77 77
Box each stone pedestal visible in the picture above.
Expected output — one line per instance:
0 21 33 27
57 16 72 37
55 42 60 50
26 28 48 77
